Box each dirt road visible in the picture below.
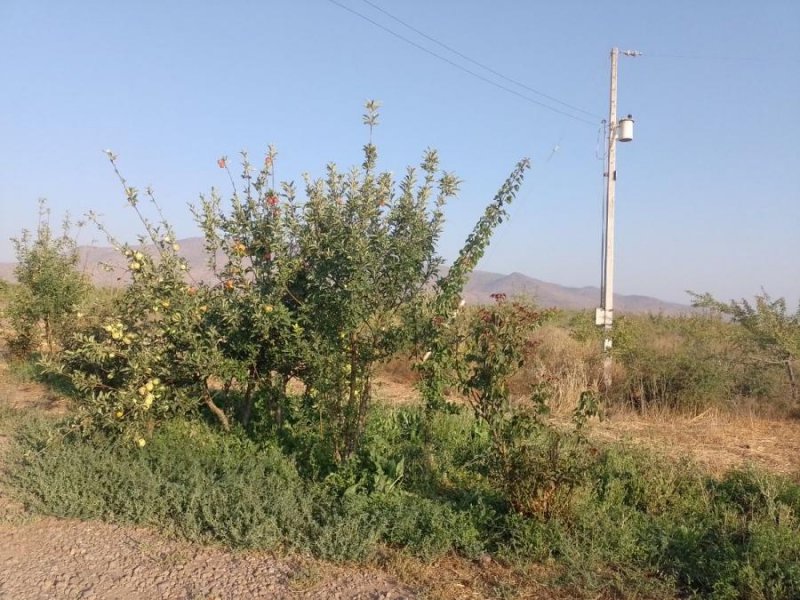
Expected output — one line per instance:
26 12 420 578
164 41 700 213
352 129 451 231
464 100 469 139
0 516 413 600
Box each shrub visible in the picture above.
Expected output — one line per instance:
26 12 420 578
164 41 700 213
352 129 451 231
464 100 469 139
419 292 598 519
47 102 531 462
7 419 313 549
457 296 552 427
693 291 800 405
44 205 234 441
192 103 466 460
610 313 755 413
6 200 89 356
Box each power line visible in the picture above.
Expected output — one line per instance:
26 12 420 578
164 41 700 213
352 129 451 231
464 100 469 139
325 0 599 126
646 51 800 64
358 0 602 119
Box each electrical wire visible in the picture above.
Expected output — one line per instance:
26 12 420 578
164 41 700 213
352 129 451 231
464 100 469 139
326 0 599 126
358 0 602 120
646 52 800 63
594 121 607 161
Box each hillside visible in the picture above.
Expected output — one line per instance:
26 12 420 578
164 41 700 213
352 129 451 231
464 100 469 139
462 271 688 313
0 238 689 314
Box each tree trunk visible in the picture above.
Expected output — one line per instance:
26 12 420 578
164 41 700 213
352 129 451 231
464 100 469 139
354 375 372 451
274 374 290 429
44 318 52 355
203 380 230 431
787 359 797 403
239 380 254 428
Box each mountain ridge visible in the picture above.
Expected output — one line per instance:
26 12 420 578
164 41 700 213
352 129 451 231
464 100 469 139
0 237 690 314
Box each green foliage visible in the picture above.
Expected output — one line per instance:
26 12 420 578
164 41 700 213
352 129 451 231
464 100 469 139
457 297 552 426
41 176 234 442
488 395 600 520
9 411 800 598
416 158 531 410
369 491 486 559
692 291 800 403
193 116 463 460
6 415 483 563
6 200 89 356
418 292 595 521
608 313 777 413
552 305 798 415
8 419 313 549
44 102 530 462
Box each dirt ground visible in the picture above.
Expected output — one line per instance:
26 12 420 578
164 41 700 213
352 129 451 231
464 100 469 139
0 518 416 600
590 408 800 479
2 366 799 599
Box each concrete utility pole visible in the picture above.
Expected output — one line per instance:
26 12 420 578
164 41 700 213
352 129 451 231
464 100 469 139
598 47 639 390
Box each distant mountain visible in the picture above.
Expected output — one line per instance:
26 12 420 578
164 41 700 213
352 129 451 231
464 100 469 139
462 271 689 314
0 237 690 314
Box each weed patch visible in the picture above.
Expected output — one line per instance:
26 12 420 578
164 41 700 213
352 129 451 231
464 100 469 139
6 410 800 598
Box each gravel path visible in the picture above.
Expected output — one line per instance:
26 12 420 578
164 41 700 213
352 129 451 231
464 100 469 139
0 517 415 599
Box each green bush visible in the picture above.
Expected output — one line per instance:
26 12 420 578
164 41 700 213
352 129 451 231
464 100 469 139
368 491 486 559
552 309 791 415
610 313 778 413
46 102 530 464
692 292 800 405
5 414 494 562
6 200 89 357
8 420 310 547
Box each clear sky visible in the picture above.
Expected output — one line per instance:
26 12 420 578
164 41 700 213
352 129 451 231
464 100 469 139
1 0 798 305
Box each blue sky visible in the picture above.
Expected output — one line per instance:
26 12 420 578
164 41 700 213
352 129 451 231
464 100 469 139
1 0 798 304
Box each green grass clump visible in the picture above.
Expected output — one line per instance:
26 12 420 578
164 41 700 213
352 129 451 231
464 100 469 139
5 408 800 598
7 419 314 550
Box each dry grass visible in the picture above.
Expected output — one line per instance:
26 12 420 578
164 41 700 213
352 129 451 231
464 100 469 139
372 324 800 481
371 369 800 481
514 325 601 414
587 406 800 480
275 547 570 599
375 549 568 600
379 356 421 386
0 360 70 415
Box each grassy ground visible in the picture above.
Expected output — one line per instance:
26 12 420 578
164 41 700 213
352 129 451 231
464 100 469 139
2 346 800 599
